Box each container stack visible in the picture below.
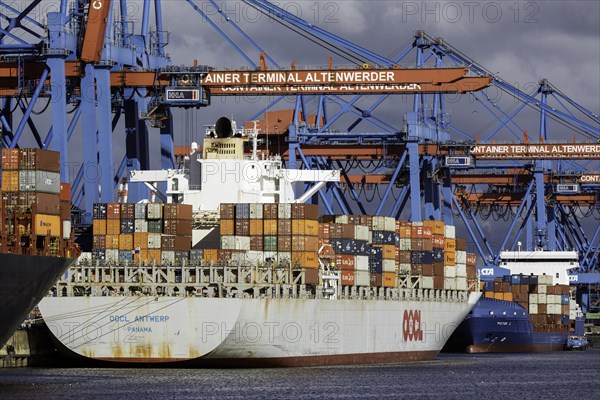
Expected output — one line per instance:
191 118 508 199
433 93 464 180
91 202 192 264
484 274 572 331
1 149 72 256
369 216 398 288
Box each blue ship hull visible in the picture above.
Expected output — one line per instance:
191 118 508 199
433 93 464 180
444 297 569 353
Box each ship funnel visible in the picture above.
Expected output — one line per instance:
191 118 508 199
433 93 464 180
215 117 233 138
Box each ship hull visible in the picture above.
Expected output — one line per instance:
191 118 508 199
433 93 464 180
0 253 74 347
444 297 569 353
39 292 480 366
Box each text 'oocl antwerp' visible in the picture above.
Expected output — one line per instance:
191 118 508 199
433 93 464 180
39 119 481 366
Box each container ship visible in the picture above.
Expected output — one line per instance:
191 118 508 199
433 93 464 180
38 121 481 366
444 250 584 353
1 149 78 348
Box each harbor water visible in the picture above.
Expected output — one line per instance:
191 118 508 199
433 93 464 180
0 350 598 399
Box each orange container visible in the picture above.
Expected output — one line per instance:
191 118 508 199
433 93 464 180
119 234 133 250
341 270 355 285
335 254 355 270
381 244 395 260
494 292 504 300
133 232 149 249
432 234 445 248
503 292 514 302
291 251 319 268
106 203 121 219
423 220 445 236
105 235 120 249
383 272 396 288
444 252 456 266
249 219 263 236
445 239 456 252
397 226 412 238
106 219 121 235
93 219 107 235
203 249 218 262
291 220 319 236
220 219 235 235
1 171 19 192
263 219 277 235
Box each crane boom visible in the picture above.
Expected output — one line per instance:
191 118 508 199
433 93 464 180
80 0 111 63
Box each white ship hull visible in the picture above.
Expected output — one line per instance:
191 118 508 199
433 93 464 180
39 292 480 366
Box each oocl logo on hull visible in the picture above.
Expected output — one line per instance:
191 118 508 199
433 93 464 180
402 309 423 342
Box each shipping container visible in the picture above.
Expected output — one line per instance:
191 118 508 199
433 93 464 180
106 203 121 219
106 219 121 235
291 203 319 220
291 251 319 268
235 219 250 236
355 270 370 286
18 149 60 172
263 219 277 235
105 235 119 249
161 235 191 251
1 171 19 192
334 254 355 270
1 149 19 170
146 203 163 220
164 219 192 236
397 226 412 238
34 214 61 237
444 225 456 239
148 233 162 249
291 219 319 236
371 216 396 232
330 223 356 240
423 220 445 236
220 203 235 219
249 203 263 219
277 236 292 252
263 236 278 252
164 203 193 220
119 234 134 250
382 259 395 273
135 219 148 233
277 219 292 235
134 203 147 219
262 203 278 219
421 276 434 289
370 273 383 287
444 277 457 290
249 219 263 236
304 268 319 285
371 230 398 245
220 219 235 235
118 250 132 263
92 235 106 249
120 203 135 219
133 233 149 249
203 249 218 263
189 249 203 263
93 220 107 236
235 203 250 219
355 255 369 271
18 170 60 193
120 219 135 234
277 203 292 219
93 203 107 219
341 270 355 285
455 237 467 251
105 249 120 262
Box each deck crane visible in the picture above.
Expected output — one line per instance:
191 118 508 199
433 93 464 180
79 0 111 64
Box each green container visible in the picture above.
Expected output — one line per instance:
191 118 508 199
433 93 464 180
263 236 278 252
148 220 163 233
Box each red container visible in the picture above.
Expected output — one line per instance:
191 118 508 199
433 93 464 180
220 203 235 219
291 203 319 220
59 183 71 201
18 148 60 172
341 270 355 285
318 223 330 239
161 235 191 251
120 203 135 219
335 254 355 270
304 268 319 285
277 219 291 235
163 219 192 236
1 149 19 170
370 273 383 287
106 203 121 219
330 223 355 239
277 236 292 251
262 203 278 220
456 237 467 251
250 236 263 251
235 219 250 236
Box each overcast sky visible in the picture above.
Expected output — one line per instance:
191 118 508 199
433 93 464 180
146 0 600 146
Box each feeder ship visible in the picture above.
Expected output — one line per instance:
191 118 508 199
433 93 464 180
444 250 584 353
38 120 481 366
1 149 78 348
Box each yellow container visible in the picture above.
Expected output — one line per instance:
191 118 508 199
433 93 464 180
494 292 504 300
105 235 119 249
1 171 19 192
249 219 263 236
291 251 319 268
34 214 61 237
444 238 456 252
444 252 456 266
106 219 121 235
133 233 148 249
383 272 397 288
381 244 395 260
503 292 514 302
220 219 234 235
203 249 218 262
119 234 133 250
263 219 278 235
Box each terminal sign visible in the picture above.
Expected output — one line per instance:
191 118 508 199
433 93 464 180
445 156 472 168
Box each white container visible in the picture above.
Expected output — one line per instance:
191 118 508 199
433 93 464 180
220 235 236 250
134 203 147 219
421 276 434 289
444 225 456 239
399 238 412 251
335 215 350 224
354 225 370 241
455 264 467 277
161 251 175 264
538 274 553 285
529 304 538 314
548 304 560 314
249 203 263 219
277 252 292 263
105 249 119 263
382 259 395 273
537 284 547 294
444 277 457 290
354 255 369 271
135 219 148 233
146 203 163 220
537 293 547 304
78 252 92 262
277 203 291 219
62 220 71 240
456 277 468 291
398 263 411 274
411 221 423 226
245 250 265 264
529 293 539 304
547 294 559 304
231 251 250 264
455 250 467 264
355 270 370 286
372 216 396 232
147 233 162 249
444 265 457 278
235 236 251 250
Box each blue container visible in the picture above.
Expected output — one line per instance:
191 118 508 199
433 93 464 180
561 315 570 326
189 249 203 263
433 248 444 262
354 240 370 256
372 231 398 245
92 249 105 261
120 219 135 234
561 294 570 305
118 250 133 262
511 274 522 285
411 251 433 264
235 203 250 219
